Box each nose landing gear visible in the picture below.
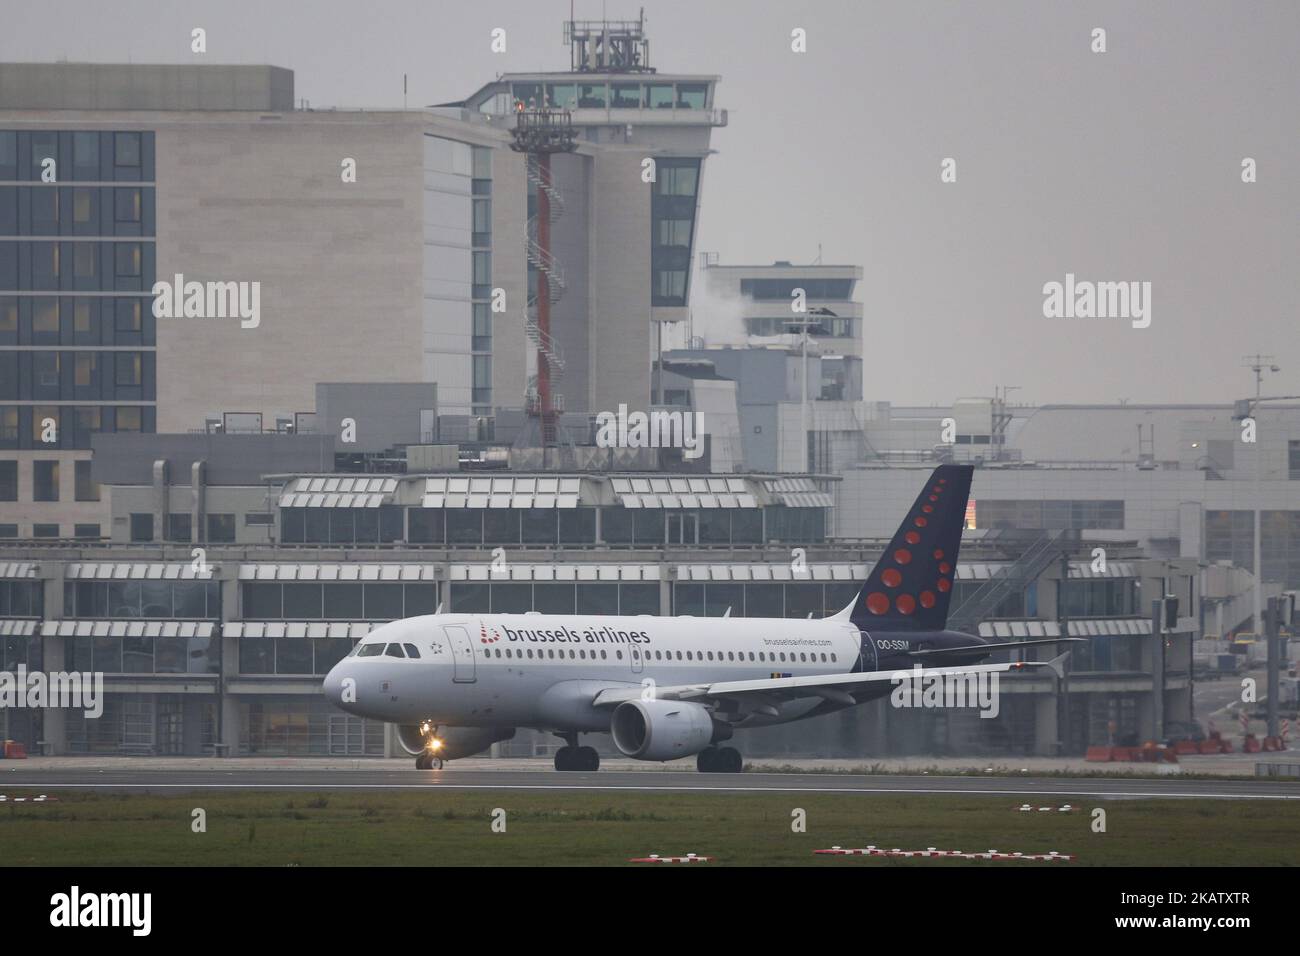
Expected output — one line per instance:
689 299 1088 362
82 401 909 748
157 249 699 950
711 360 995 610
414 722 445 769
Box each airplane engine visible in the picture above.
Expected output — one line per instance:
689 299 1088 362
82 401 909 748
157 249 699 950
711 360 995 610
396 724 515 760
610 699 714 761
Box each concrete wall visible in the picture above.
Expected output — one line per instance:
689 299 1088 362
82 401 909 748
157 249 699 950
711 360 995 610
92 432 334 486
0 64 293 111
589 150 651 415
153 111 427 432
315 382 436 453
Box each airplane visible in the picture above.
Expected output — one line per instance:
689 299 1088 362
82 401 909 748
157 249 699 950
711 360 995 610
323 465 1078 772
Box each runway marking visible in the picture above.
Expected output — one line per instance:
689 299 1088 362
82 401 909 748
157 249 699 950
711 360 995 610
2 782 1298 800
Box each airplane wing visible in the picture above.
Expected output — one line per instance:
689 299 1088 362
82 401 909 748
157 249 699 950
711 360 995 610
590 655 1067 710
905 637 1085 659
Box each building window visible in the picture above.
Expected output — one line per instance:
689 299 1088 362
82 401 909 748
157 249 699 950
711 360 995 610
114 242 141 277
33 460 59 501
472 355 491 405
1290 441 1300 480
165 513 192 543
130 513 153 542
115 352 142 386
75 352 97 388
115 407 143 431
0 460 15 500
207 513 236 543
73 243 96 278
114 132 142 167
115 188 142 223
33 523 59 538
74 459 99 501
72 188 95 224
650 158 701 307
116 298 142 333
71 132 99 177
74 523 101 539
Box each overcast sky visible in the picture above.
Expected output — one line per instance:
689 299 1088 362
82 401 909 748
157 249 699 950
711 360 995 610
6 0 1296 406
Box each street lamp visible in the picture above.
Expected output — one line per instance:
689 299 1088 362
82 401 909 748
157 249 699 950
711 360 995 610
1243 355 1280 641
785 308 833 473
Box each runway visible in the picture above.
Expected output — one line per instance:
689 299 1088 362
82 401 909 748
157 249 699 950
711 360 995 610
4 766 1300 800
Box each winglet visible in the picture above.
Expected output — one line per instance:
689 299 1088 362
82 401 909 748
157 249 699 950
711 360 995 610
1045 650 1070 680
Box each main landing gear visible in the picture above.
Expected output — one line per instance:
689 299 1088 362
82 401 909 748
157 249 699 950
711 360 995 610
553 733 600 772
415 752 444 770
696 746 743 773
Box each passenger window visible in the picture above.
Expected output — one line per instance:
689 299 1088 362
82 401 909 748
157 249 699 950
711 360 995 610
600 650 607 660
358 644 385 657
831 654 837 663
384 644 405 658
616 650 623 660
404 643 420 659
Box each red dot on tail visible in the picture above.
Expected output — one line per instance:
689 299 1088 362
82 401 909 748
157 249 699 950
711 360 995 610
937 578 951 593
933 549 944 559
914 516 927 527
866 592 890 615
893 548 912 565
920 591 936 608
882 568 902 588
896 594 916 614
922 504 933 513
939 562 951 574
905 531 920 544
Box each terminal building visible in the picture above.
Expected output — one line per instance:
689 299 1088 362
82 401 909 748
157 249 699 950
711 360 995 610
0 419 1199 760
0 22 1290 762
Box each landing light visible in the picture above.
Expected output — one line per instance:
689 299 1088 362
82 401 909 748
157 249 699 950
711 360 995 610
427 738 444 753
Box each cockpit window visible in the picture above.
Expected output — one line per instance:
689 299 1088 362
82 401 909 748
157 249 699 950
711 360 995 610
403 643 421 659
357 643 385 658
384 643 406 658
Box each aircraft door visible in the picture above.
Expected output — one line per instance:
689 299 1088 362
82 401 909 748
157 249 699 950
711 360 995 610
443 625 476 683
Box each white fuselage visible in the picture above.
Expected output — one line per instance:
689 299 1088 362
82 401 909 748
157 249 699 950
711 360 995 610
324 612 864 732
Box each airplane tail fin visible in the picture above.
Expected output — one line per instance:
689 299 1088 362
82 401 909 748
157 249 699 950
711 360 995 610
844 465 974 633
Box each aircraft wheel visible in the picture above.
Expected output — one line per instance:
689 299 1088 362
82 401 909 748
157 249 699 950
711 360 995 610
718 747 743 773
554 745 575 771
576 745 600 771
415 753 430 770
696 747 719 773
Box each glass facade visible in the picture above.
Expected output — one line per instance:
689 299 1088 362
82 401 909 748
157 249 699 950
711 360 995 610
650 158 701 307
63 578 221 618
974 499 1125 531
510 81 710 112
0 130 157 459
471 146 492 415
1206 509 1300 587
